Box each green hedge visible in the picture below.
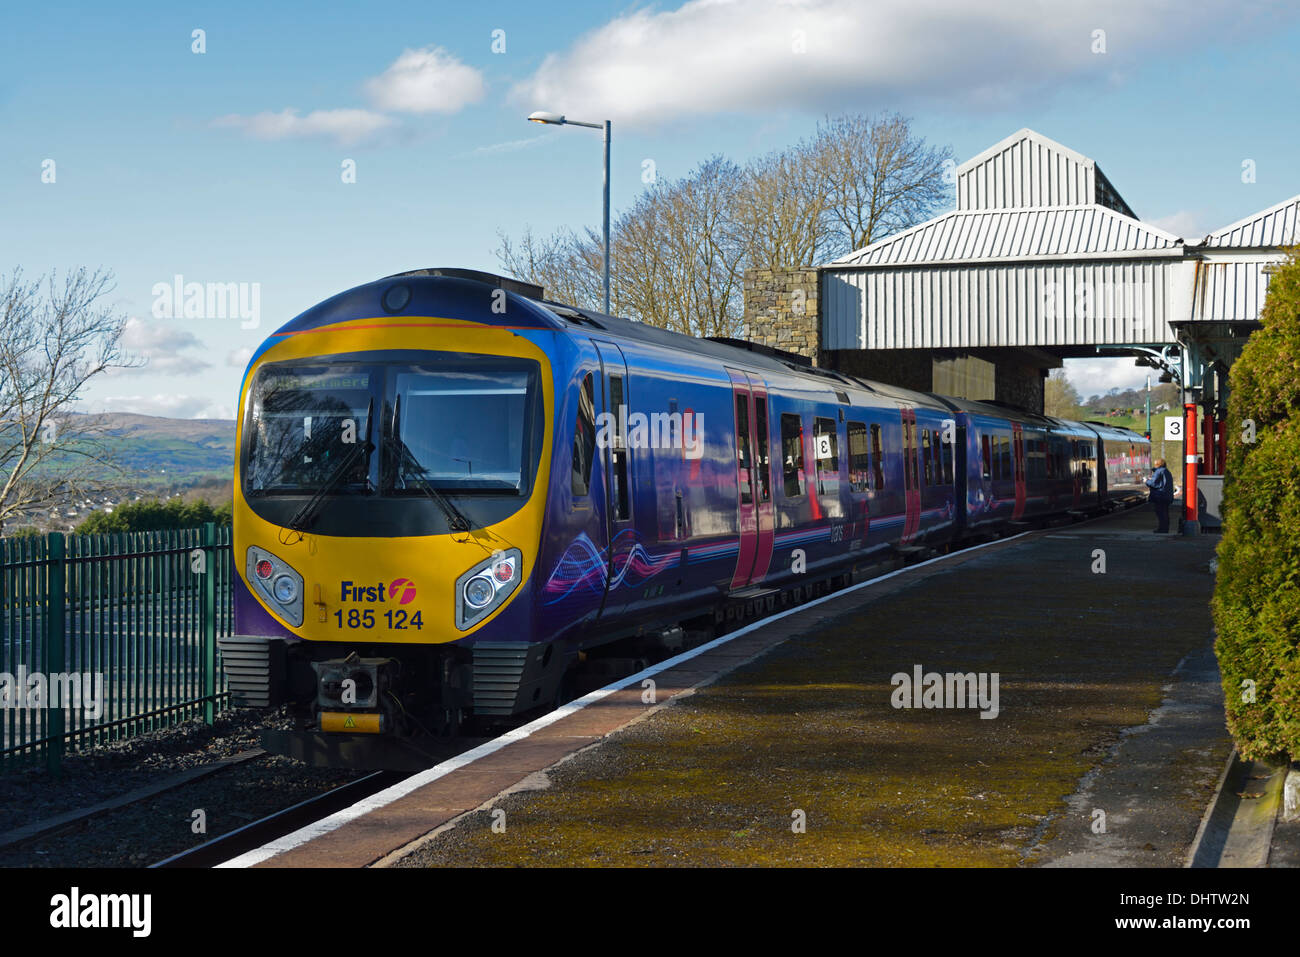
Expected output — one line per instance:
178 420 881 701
75 497 233 535
1213 250 1300 760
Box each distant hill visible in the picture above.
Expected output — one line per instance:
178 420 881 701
64 412 237 489
89 412 236 446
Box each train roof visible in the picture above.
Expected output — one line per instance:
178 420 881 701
279 270 1144 431
1079 420 1149 439
368 270 950 410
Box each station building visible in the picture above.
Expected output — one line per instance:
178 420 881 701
742 128 1299 484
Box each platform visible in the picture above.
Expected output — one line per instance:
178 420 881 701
240 503 1240 868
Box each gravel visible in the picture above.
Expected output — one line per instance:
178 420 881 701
0 708 363 867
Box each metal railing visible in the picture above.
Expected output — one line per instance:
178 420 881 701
0 523 233 774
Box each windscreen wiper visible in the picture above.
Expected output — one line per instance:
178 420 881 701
286 399 374 534
392 435 473 533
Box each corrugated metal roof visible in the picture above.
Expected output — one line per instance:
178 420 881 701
1191 260 1276 322
822 259 1188 351
812 132 1297 353
1204 194 1300 248
954 128 1135 217
828 205 1182 268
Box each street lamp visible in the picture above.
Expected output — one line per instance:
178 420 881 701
527 110 611 314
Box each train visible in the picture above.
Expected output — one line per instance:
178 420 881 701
220 268 1151 767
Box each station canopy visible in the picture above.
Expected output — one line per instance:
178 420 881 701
821 128 1299 364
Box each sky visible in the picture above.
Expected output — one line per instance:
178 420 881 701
2 0 1298 418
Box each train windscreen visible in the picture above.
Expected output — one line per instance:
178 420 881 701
391 362 538 493
245 367 374 496
244 358 542 499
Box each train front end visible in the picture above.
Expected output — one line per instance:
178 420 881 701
220 271 561 767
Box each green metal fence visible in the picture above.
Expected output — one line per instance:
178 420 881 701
0 523 233 774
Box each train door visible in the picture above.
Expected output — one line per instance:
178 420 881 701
1070 438 1082 507
593 341 634 615
1045 436 1059 510
1012 422 1026 520
745 373 775 586
900 407 920 544
726 369 773 590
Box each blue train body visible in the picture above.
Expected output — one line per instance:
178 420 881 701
224 269 1150 763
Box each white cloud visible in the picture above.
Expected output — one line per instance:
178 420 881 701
1148 210 1209 243
226 346 255 368
114 317 212 375
510 0 1285 127
466 134 548 156
1065 358 1155 399
365 47 485 114
211 108 397 146
120 316 202 353
98 394 226 420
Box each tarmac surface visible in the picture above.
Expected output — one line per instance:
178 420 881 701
383 503 1237 868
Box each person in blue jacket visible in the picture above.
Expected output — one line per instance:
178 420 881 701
1145 458 1175 533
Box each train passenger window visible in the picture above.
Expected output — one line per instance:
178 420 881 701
609 375 630 520
931 429 943 485
735 394 753 506
755 397 771 503
870 424 885 490
981 434 992 479
848 421 870 492
781 414 804 497
921 429 933 486
1001 435 1011 480
571 373 596 496
941 430 954 485
813 417 839 495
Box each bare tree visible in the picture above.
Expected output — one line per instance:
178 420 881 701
495 226 603 312
615 156 747 338
736 142 829 270
495 112 952 336
811 113 954 257
497 158 748 338
0 268 136 534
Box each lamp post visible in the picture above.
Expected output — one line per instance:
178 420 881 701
527 111 611 314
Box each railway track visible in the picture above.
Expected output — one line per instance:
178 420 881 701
150 769 411 868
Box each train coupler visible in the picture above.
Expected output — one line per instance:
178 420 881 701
311 654 397 733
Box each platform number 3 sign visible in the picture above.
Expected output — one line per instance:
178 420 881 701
1164 417 1183 442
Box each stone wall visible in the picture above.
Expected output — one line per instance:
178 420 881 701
741 267 820 361
994 356 1046 413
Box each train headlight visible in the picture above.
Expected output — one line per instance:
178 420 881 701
272 574 299 604
246 546 304 627
455 548 522 630
464 576 495 608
